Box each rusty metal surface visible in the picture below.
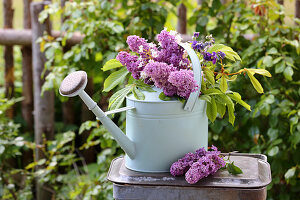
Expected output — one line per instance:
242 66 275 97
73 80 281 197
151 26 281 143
107 153 271 189
113 184 267 200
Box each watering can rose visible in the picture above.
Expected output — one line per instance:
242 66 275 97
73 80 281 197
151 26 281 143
102 29 271 125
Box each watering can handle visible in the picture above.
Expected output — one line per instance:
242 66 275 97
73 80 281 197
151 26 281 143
179 42 202 112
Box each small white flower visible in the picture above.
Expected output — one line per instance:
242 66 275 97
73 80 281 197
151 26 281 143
158 42 162 47
138 62 143 68
179 60 183 66
139 45 143 53
151 49 158 58
149 42 156 48
149 59 155 63
140 71 148 79
138 56 143 61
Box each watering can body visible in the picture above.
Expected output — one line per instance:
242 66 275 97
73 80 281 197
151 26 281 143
59 42 207 173
125 92 208 172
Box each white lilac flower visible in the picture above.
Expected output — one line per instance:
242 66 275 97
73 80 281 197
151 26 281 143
149 42 156 48
151 49 158 58
137 61 143 68
139 45 144 53
140 71 148 79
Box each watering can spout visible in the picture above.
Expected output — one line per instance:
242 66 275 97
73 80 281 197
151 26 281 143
59 71 136 159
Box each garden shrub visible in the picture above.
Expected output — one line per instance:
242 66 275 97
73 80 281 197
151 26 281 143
191 0 299 199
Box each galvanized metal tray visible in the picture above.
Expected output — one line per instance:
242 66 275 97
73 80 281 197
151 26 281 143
107 153 271 189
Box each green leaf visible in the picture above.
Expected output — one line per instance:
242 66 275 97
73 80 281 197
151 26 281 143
199 94 211 103
203 67 215 85
132 87 145 100
273 56 283 64
109 86 132 110
95 52 103 61
246 69 272 77
227 161 243 175
135 80 155 92
159 92 172 101
227 92 251 111
79 121 98 135
216 102 226 118
267 128 278 141
208 44 241 61
268 146 279 156
275 60 285 73
206 98 217 122
103 68 129 92
284 167 296 180
220 76 228 93
0 145 5 154
283 66 294 81
218 94 235 125
203 88 223 95
267 47 278 55
246 70 264 93
263 56 273 67
102 59 123 71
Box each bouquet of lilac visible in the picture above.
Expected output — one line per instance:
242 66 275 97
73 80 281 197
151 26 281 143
102 29 271 125
170 146 242 184
108 29 198 100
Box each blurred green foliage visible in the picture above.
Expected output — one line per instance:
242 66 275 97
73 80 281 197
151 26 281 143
0 0 299 199
192 0 299 199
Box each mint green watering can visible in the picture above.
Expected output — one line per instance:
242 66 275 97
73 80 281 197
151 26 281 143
59 43 208 172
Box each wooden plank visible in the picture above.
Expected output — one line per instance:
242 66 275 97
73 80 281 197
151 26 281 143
3 0 15 118
0 29 83 46
21 0 34 130
31 2 54 200
177 3 187 34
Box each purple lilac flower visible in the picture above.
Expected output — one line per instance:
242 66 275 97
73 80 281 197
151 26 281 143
116 51 142 79
170 152 201 176
170 146 226 184
155 30 189 69
218 51 226 59
168 69 199 99
185 156 212 184
143 61 177 96
126 35 150 53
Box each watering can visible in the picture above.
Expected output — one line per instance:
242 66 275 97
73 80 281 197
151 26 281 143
59 43 208 172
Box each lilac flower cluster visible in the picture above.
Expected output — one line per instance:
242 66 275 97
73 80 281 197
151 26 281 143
144 62 177 96
170 146 225 184
116 29 199 99
116 51 141 79
191 33 225 64
168 70 198 99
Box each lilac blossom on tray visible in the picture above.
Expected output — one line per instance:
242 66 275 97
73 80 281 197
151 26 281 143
170 146 226 184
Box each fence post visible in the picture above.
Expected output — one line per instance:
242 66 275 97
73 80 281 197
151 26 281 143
3 0 14 118
31 2 54 200
21 0 34 131
296 0 300 18
177 3 187 34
